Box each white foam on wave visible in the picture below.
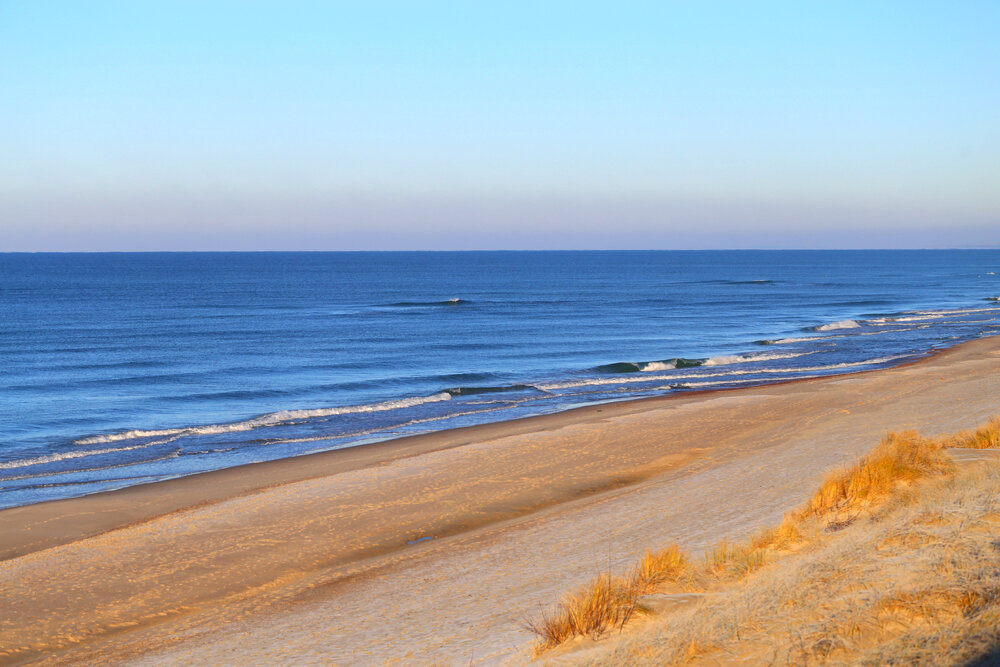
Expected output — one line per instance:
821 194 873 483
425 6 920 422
0 450 183 482
913 307 1000 316
703 351 813 366
538 354 909 391
640 361 677 372
869 314 946 324
652 375 822 390
867 307 1000 325
774 355 910 373
764 335 828 344
74 392 453 446
948 318 998 325
538 373 710 391
274 404 516 449
815 319 861 331
0 443 154 470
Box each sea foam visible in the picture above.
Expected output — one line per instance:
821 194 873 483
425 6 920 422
640 361 677 372
814 319 861 331
74 393 453 446
538 354 908 391
702 351 814 366
0 443 156 470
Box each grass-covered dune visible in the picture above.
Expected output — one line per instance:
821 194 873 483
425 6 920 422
530 418 1000 665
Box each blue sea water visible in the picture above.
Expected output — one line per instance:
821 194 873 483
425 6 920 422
1 250 999 509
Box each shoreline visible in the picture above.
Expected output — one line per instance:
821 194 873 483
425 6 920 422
2 335 1000 664
0 340 952 563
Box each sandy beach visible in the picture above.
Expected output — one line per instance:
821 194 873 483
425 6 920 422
3 336 1000 666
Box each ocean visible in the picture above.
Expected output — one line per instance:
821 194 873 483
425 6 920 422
1 250 998 509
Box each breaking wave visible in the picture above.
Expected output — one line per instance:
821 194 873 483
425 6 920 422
0 443 159 470
814 319 861 331
596 351 815 372
913 307 1000 316
702 351 814 366
540 355 909 391
592 358 703 373
866 315 932 324
640 361 680 372
74 393 453 446
443 384 540 397
757 335 825 345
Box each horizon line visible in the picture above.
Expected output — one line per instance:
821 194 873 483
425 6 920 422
4 247 1000 254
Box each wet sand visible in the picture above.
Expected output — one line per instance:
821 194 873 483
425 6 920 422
2 337 1000 665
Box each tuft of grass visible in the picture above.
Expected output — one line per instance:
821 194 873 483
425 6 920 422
526 544 688 651
634 545 688 593
525 572 640 653
750 514 802 550
949 416 1000 449
801 430 953 518
704 541 768 579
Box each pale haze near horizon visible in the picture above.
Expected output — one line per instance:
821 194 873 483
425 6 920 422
1 1 998 251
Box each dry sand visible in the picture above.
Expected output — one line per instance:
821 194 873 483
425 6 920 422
2 337 999 665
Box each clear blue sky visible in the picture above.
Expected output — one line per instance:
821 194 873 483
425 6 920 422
2 1 998 250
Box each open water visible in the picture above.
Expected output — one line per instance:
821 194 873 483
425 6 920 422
2 250 999 508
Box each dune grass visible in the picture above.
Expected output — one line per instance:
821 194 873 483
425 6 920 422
703 541 768 580
525 416 1000 661
634 545 688 592
749 514 801 551
524 546 691 652
524 572 640 653
585 460 1000 666
799 430 953 519
949 415 1000 449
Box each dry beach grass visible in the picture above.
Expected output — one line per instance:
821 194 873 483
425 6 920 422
532 418 1000 665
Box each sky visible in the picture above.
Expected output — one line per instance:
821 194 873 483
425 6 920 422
1 1 998 250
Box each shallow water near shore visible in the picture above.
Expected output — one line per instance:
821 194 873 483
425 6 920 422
1 250 999 508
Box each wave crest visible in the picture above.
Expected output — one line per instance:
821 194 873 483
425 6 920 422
0 443 157 470
74 393 453 446
443 384 538 397
703 351 813 366
593 358 704 374
814 319 861 331
757 335 823 345
542 354 909 391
